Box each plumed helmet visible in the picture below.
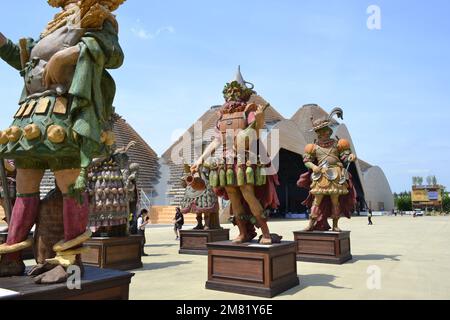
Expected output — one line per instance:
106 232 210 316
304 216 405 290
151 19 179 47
310 107 344 132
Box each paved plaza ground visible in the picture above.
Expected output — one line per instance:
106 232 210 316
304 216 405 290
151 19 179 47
130 216 450 300
9 215 449 300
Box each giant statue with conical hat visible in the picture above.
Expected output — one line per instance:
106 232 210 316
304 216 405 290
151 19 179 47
0 0 125 283
297 108 358 232
191 68 280 245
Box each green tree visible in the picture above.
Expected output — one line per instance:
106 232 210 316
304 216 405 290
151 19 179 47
443 193 450 213
395 192 413 212
418 177 424 186
432 176 438 186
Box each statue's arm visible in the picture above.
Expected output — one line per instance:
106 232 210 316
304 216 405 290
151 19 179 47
338 139 357 165
0 33 22 71
43 45 80 88
84 21 124 70
304 144 320 173
191 138 222 173
305 161 318 172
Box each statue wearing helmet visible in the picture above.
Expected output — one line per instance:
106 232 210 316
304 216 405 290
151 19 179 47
298 108 358 232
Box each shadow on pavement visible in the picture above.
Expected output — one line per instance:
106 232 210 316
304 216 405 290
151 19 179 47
279 274 351 296
142 254 168 258
145 244 178 248
350 254 402 263
140 261 193 271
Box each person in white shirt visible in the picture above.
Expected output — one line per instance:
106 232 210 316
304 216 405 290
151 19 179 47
137 209 150 256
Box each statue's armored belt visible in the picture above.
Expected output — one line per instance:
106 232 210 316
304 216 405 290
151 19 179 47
15 94 68 120
0 93 73 155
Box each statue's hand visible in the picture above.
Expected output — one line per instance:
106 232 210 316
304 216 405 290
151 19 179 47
43 46 80 88
348 154 357 163
254 105 266 129
313 166 321 174
69 169 88 205
191 160 202 175
0 33 6 48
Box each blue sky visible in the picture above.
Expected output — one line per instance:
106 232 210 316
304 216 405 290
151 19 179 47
0 0 449 193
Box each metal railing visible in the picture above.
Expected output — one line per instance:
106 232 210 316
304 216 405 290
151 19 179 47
139 189 153 211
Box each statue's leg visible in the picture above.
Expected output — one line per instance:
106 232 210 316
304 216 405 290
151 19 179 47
0 169 44 277
194 213 204 230
240 185 272 245
225 187 248 244
210 211 221 230
203 214 211 231
331 195 342 232
34 169 89 284
54 169 89 242
304 195 324 231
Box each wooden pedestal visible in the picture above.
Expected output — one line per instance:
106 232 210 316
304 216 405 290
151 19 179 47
0 267 133 300
206 241 300 298
294 231 352 264
0 232 35 261
82 236 143 271
180 229 230 255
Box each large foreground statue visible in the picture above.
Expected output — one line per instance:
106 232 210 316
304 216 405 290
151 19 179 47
191 70 280 245
0 0 124 283
297 108 358 232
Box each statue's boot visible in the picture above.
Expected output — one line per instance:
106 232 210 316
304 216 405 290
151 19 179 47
34 255 84 285
232 216 249 244
332 207 342 232
209 212 221 230
332 218 342 232
203 214 211 231
256 217 272 245
0 196 40 277
246 222 258 241
303 206 320 232
36 194 91 284
303 218 317 232
193 214 204 230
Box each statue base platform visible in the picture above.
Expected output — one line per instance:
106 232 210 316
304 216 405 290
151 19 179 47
0 266 133 300
205 241 299 298
294 231 352 264
180 229 230 255
82 236 144 271
0 232 35 261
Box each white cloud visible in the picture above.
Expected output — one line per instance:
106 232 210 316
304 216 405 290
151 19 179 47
131 20 175 40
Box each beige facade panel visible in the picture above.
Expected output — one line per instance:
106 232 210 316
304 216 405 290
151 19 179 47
362 166 395 212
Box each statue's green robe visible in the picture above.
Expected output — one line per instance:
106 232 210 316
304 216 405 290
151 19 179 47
0 21 124 171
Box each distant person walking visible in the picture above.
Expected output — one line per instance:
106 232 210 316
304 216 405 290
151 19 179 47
368 210 374 225
173 207 184 240
137 209 150 256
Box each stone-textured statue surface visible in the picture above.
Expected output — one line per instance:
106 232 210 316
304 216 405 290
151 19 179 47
191 69 280 245
297 108 357 232
0 0 124 284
